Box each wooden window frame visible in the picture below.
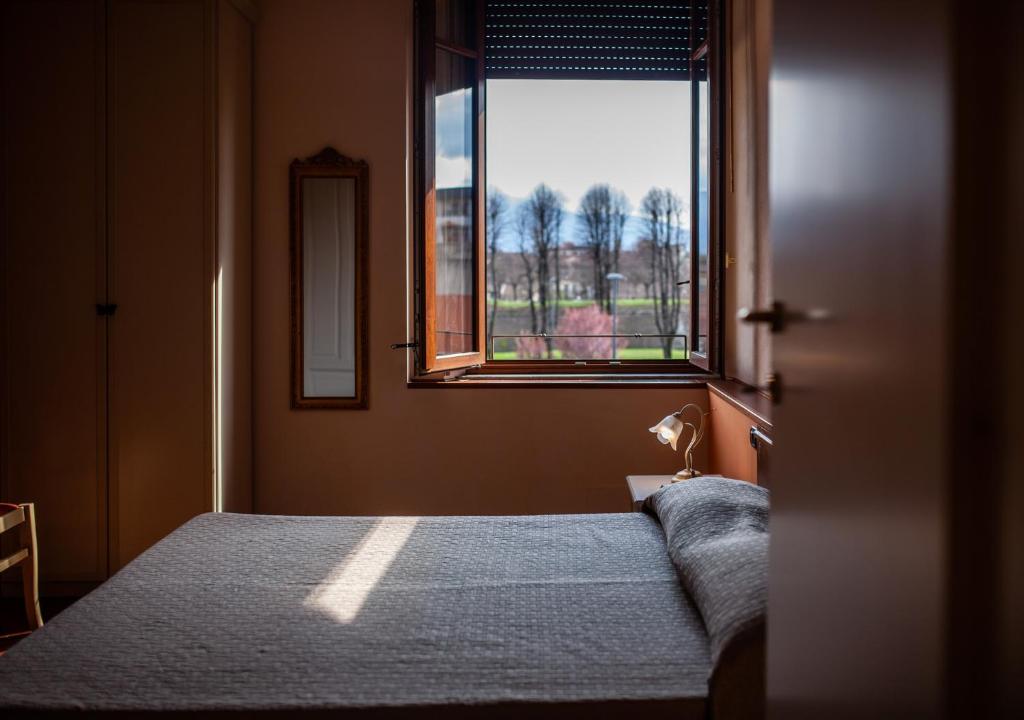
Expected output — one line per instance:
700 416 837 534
415 0 487 373
688 0 723 373
412 0 724 380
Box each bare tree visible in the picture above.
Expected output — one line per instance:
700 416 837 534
491 250 517 300
486 188 509 343
514 204 538 335
578 184 630 312
641 188 687 358
522 184 563 356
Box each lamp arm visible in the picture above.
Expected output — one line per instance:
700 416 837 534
682 422 697 473
674 404 708 475
673 404 708 436
673 403 706 421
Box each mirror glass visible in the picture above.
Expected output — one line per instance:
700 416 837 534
290 147 367 410
302 177 356 398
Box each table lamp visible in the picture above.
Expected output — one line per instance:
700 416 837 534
649 403 708 482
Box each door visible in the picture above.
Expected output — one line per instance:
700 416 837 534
765 1 951 717
1 0 109 586
108 0 213 569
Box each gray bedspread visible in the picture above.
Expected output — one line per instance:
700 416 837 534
0 512 711 717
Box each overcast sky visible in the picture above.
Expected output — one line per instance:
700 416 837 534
484 79 692 213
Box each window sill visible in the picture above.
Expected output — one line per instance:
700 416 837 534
407 373 713 389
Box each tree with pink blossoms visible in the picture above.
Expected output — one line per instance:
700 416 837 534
553 305 628 360
514 332 548 360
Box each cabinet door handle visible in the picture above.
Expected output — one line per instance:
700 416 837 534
750 426 773 450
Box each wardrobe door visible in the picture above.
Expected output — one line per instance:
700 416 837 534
1 0 108 586
0 0 108 585
108 0 213 569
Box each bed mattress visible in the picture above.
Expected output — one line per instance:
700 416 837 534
0 512 711 717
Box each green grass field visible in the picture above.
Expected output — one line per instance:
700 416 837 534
491 347 687 361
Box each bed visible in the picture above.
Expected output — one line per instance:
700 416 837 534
0 477 768 718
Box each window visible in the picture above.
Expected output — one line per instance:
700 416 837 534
415 0 719 377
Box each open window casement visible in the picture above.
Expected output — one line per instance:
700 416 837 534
688 1 719 373
416 0 719 376
416 0 487 373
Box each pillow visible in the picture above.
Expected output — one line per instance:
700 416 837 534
644 477 769 718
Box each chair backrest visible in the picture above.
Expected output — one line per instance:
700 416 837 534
0 502 43 630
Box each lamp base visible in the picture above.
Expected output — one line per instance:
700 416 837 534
672 469 702 483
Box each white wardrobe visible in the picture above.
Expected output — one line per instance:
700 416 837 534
1 0 254 588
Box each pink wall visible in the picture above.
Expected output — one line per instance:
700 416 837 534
253 0 706 516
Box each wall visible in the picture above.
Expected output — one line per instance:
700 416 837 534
950 0 1024 711
999 2 1024 701
253 0 705 516
997 10 1024 699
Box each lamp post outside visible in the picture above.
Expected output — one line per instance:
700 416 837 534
606 272 625 359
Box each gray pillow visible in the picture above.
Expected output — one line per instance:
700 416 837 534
647 479 770 708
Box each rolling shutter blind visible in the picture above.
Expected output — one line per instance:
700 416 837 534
485 1 707 81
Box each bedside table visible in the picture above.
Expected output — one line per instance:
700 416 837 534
626 475 675 512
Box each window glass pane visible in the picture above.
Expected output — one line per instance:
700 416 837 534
484 79 691 361
434 49 476 357
436 0 476 49
695 77 710 356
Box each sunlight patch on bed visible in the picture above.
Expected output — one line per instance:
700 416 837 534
304 518 419 623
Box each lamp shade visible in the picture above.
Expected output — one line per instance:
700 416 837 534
649 414 685 451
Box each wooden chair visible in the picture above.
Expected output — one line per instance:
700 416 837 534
0 503 44 639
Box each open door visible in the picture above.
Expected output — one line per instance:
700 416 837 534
760 1 952 716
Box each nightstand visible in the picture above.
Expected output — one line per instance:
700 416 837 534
626 475 675 512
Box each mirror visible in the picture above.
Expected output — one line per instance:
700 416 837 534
290 147 369 409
